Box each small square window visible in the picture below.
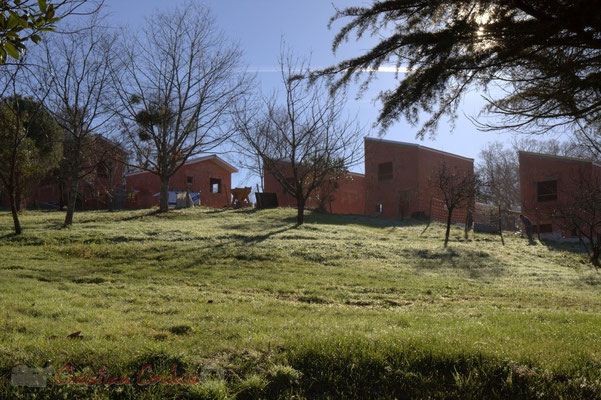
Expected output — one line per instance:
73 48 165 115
210 178 221 193
537 180 557 202
378 162 393 181
186 176 193 185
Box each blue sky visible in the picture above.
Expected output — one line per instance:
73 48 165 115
103 0 523 187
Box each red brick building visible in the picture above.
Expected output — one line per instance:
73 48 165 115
263 138 474 222
28 135 127 210
263 162 366 215
519 151 601 238
125 155 238 209
364 138 474 222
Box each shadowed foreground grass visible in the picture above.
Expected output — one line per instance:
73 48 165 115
0 207 600 399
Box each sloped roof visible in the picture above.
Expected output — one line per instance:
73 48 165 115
364 137 474 162
518 151 601 167
125 154 238 177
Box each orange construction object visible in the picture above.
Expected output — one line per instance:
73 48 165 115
231 187 252 208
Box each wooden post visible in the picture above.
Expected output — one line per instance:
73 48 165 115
498 204 505 246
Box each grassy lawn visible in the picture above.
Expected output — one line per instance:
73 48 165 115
1 207 601 399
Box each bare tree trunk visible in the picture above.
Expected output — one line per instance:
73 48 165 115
444 209 453 247
15 184 22 212
498 204 505 246
64 174 80 226
592 234 601 269
58 181 65 210
535 208 541 241
159 176 169 213
297 198 305 226
9 188 22 235
464 209 470 240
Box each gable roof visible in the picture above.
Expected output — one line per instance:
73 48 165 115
183 155 239 172
364 137 474 162
125 154 238 177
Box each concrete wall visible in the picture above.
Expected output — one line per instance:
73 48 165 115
125 158 233 209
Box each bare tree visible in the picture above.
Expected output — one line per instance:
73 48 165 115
554 170 601 268
111 2 251 213
431 162 476 247
234 51 363 225
478 139 597 212
31 15 116 225
476 142 520 211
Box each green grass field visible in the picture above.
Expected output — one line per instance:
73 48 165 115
1 207 601 399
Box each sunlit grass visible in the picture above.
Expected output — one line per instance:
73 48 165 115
0 207 599 398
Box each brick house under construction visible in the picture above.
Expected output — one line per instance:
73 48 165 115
263 137 475 223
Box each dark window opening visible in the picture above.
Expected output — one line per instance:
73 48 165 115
210 178 221 193
376 203 383 213
537 180 557 202
533 224 554 234
97 162 109 179
378 162 393 181
186 176 194 185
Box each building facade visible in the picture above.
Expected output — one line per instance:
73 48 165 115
125 155 238 209
27 135 127 210
519 151 601 238
364 138 474 222
263 163 366 215
263 138 474 222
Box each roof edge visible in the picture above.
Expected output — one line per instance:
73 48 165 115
125 154 239 177
518 151 597 165
364 137 474 162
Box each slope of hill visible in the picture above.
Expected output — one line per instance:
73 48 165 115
1 208 600 398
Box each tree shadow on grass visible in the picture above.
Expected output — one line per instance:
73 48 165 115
113 209 162 222
540 238 588 255
408 247 506 279
176 225 296 270
217 225 295 245
283 210 427 230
